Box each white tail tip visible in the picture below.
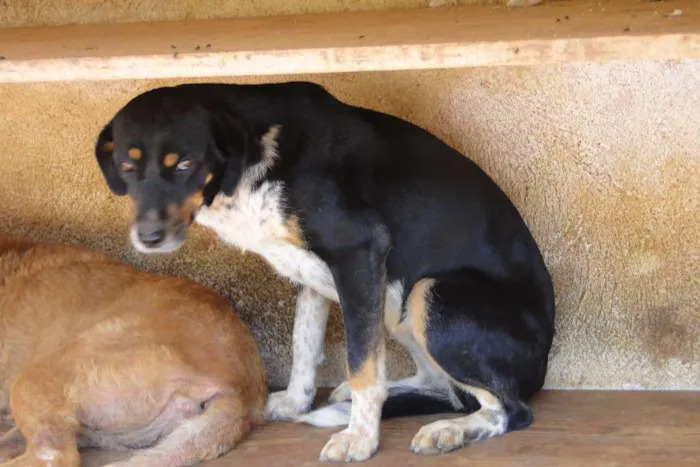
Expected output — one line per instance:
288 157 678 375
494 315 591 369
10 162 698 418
294 402 351 427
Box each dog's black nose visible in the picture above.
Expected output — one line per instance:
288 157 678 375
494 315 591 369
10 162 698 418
138 228 166 247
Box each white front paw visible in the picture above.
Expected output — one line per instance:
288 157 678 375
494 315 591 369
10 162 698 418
319 429 379 462
264 390 313 421
329 381 352 403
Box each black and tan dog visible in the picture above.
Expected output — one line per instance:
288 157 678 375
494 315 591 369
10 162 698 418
0 236 266 467
94 82 556 463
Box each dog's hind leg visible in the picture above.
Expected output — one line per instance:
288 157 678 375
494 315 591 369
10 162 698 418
4 363 81 467
101 392 255 467
328 329 451 404
410 384 527 455
405 274 553 455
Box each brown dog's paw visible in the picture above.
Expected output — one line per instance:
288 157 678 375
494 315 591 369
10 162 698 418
0 447 23 463
0 427 25 463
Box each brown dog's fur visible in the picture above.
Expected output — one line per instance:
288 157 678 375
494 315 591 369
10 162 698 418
0 236 267 467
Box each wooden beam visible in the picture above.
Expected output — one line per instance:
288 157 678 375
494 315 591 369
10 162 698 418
0 0 698 83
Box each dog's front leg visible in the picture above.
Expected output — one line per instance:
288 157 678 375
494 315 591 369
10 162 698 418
319 227 390 463
265 287 331 420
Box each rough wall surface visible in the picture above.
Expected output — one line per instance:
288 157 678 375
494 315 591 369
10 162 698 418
0 0 497 28
0 0 698 390
1 62 698 390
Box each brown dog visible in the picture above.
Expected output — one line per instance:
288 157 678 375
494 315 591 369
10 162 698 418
0 236 267 467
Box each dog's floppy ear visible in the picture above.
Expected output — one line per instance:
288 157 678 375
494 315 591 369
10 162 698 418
95 122 128 195
210 112 261 197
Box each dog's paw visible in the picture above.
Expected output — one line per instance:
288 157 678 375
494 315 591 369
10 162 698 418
0 448 21 463
410 420 466 456
264 390 312 421
319 430 378 463
328 381 352 403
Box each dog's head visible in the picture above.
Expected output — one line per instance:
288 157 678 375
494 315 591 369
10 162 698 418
95 85 262 253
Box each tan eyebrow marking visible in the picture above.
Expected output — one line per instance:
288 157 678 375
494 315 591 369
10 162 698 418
127 148 142 160
163 153 179 168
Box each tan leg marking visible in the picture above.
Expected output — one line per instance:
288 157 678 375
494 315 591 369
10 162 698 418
205 173 213 184
407 279 461 387
407 278 436 352
348 352 378 392
163 152 179 168
333 279 450 405
320 341 386 463
127 148 142 160
332 282 430 404
405 279 509 456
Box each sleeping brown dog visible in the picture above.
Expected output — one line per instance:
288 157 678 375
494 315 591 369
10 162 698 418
0 236 267 467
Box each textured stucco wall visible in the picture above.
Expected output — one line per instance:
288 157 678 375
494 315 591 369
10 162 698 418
1 1 698 390
0 0 497 28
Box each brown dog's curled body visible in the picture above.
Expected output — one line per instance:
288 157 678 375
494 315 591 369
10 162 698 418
0 236 266 467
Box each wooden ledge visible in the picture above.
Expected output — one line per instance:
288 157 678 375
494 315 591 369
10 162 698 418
77 390 700 466
0 0 699 83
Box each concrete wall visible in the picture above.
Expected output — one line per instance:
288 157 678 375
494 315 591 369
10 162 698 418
0 0 496 28
1 1 698 390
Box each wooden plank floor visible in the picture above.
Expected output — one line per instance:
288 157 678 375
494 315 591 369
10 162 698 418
79 390 700 466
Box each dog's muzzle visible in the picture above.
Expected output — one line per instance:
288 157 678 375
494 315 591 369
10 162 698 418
129 209 187 254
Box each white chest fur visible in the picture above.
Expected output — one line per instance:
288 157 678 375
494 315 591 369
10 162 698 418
196 185 404 319
194 124 403 317
195 181 340 301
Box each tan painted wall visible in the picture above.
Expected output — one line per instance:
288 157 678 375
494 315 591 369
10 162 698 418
1 1 698 390
0 0 497 28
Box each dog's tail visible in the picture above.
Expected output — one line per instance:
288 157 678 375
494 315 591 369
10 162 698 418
294 385 478 428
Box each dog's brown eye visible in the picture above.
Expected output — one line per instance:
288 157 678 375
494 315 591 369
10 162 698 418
120 161 136 172
176 159 194 171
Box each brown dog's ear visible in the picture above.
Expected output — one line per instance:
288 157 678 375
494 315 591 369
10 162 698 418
95 122 128 195
210 112 261 197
